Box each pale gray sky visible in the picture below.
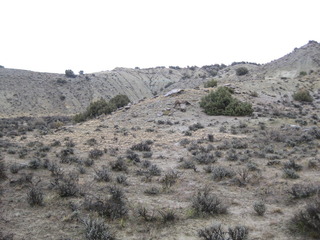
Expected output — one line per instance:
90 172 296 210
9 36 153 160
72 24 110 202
1 0 319 73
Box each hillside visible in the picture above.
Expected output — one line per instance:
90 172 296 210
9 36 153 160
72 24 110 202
0 41 319 118
1 84 320 239
0 66 215 118
1 41 320 240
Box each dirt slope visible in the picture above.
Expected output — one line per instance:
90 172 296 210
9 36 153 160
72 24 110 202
1 84 320 239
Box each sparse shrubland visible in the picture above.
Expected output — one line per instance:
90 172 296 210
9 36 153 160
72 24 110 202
290 198 320 238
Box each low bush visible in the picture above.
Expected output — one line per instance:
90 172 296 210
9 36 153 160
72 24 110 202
204 79 218 88
148 164 162 176
161 170 179 189
292 89 313 102
126 150 140 162
10 163 24 174
116 175 128 185
198 223 248 240
27 186 44 206
137 206 156 222
89 149 104 159
299 71 307 77
284 160 303 171
253 201 266 216
28 159 42 169
109 94 130 109
110 158 128 172
159 209 177 223
94 166 112 182
193 153 216 164
131 141 151 152
236 67 249 76
144 186 160 195
65 69 76 78
212 166 235 181
189 123 204 131
82 217 115 240
52 174 79 197
0 232 13 240
84 186 128 220
288 184 319 199
73 95 130 123
283 168 300 179
290 198 320 238
0 160 6 180
200 87 253 116
192 188 227 216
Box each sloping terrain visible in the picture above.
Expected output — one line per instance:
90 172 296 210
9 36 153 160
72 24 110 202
0 40 319 118
1 83 320 239
0 66 214 118
1 41 320 240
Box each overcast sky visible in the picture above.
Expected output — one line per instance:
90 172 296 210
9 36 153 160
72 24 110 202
1 0 319 74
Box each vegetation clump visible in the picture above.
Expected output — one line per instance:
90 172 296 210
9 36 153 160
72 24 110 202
192 188 228 216
83 217 115 240
290 198 320 238
0 159 7 180
198 223 249 240
292 89 313 102
200 87 253 116
65 69 76 78
27 186 44 206
73 95 130 122
204 79 218 88
253 201 266 216
236 67 249 76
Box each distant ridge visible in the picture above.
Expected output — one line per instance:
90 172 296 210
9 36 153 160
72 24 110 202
0 41 319 118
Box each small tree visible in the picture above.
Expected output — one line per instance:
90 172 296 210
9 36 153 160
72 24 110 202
236 67 248 76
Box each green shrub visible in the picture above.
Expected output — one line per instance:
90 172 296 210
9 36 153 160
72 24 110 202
73 95 130 123
299 71 307 77
236 67 248 76
0 160 7 180
191 188 227 216
109 94 130 109
204 79 218 88
27 186 44 206
292 89 313 102
253 201 266 216
65 69 76 78
82 217 115 240
87 99 116 118
200 87 253 116
290 198 320 238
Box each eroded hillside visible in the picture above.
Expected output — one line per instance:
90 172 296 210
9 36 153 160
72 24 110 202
1 41 320 240
0 41 319 119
